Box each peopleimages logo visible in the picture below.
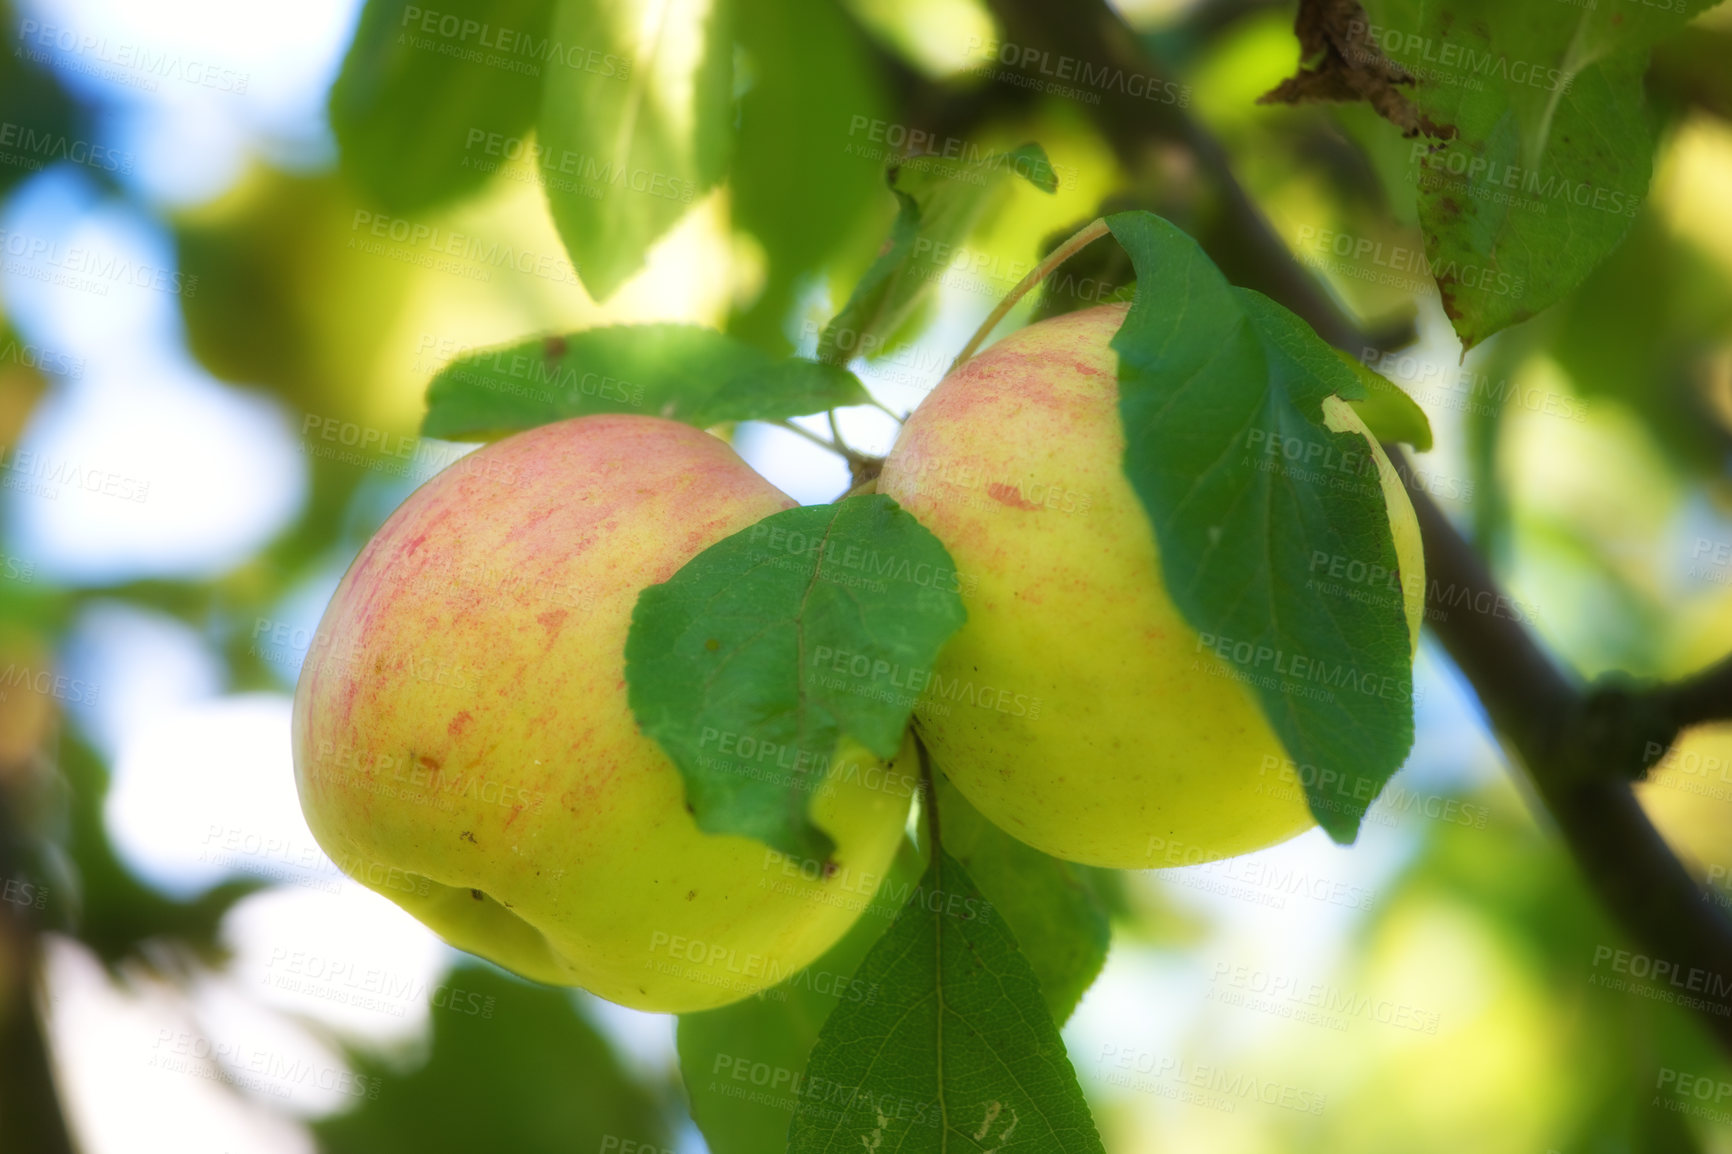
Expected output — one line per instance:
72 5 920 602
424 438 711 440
0 334 84 378
747 519 975 595
0 228 196 297
808 646 1042 720
963 36 1191 107
695 726 920 797
1590 945 1732 1011
1295 224 1526 299
1096 1043 1330 1113
2 876 46 909
1193 631 1416 705
842 116 1074 188
0 663 99 706
1408 142 1640 218
349 209 584 285
16 19 249 93
0 121 134 175
397 5 630 78
1345 20 1572 93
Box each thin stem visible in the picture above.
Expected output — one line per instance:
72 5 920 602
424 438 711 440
826 411 856 459
867 397 905 425
768 418 868 464
948 217 1112 374
915 732 942 853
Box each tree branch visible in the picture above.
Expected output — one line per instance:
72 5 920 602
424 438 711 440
1390 446 1732 1056
969 2 1732 1054
884 0 1732 1054
983 0 1415 353
1644 653 1732 737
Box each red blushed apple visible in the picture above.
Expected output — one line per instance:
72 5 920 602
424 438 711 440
293 415 913 1012
879 304 1423 868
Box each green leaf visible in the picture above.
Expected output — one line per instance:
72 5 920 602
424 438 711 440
1333 348 1433 451
677 839 924 1154
314 963 669 1153
539 0 732 300
329 0 552 213
57 737 264 972
626 495 967 862
786 847 1105 1154
819 144 1060 365
932 772 1112 1026
1363 0 1718 347
420 324 870 439
729 0 893 352
1106 211 1415 843
1550 211 1732 479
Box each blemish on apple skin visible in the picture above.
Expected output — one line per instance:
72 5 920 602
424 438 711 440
686 890 696 900
448 710 473 739
987 482 1041 511
822 860 839 879
470 889 484 901
460 830 477 844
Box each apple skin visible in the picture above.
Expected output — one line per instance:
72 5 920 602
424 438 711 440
878 303 1424 868
292 415 914 1012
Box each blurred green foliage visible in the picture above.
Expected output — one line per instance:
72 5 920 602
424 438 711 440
0 0 1729 1150
315 963 672 1152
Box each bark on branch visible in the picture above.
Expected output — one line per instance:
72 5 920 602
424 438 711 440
1391 448 1732 1055
976 0 1732 1057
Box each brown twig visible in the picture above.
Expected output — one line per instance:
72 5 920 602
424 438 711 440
1258 0 1455 139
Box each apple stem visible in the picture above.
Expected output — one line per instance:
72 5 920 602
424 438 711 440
826 411 856 457
948 217 1111 374
768 418 872 464
866 398 905 424
914 732 942 852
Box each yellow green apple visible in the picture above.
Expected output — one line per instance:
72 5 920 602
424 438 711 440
292 415 914 1012
878 303 1424 868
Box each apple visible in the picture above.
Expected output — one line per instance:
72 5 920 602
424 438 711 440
292 415 914 1012
878 303 1424 868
